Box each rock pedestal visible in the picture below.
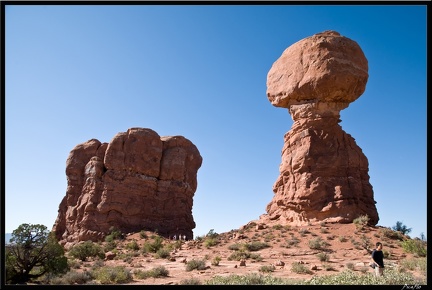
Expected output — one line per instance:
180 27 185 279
261 31 379 226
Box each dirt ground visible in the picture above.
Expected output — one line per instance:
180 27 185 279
75 221 426 285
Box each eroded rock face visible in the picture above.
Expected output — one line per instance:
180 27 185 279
52 128 202 248
261 31 379 226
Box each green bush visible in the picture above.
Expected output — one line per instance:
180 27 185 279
353 214 370 229
291 262 313 274
205 273 295 285
227 250 251 261
244 241 270 251
211 256 221 266
69 241 105 261
259 265 276 273
303 268 425 285
139 230 148 239
204 237 219 248
228 243 241 251
142 235 164 253
105 227 123 243
381 227 404 240
392 221 412 235
308 237 329 250
155 247 170 259
91 266 132 284
125 240 140 251
134 266 169 279
317 252 330 262
401 239 427 257
49 270 93 285
186 259 207 271
180 277 202 285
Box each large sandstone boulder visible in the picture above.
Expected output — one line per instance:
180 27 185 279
261 30 379 226
52 128 202 248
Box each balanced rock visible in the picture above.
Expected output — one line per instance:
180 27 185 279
52 127 202 248
261 30 379 226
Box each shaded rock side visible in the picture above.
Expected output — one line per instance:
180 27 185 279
261 30 379 226
52 128 202 248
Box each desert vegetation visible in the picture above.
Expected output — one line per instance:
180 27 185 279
4 220 427 285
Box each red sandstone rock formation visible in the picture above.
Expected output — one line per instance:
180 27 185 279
261 30 379 226
52 128 202 248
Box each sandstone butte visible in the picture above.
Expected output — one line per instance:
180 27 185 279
52 128 202 249
259 30 379 227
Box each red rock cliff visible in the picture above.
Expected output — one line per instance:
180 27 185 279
52 128 202 248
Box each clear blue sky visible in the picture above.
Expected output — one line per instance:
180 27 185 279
4 4 427 240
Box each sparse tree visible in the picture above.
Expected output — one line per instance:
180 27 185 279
392 221 412 235
5 223 68 284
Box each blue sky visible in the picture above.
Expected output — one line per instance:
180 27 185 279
4 4 427 240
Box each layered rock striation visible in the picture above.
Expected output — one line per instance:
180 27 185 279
261 30 379 226
53 128 202 248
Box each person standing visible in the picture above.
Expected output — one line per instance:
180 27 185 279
371 242 385 276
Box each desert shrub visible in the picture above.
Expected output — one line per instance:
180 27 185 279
211 256 221 266
91 259 105 270
180 277 202 285
67 259 81 269
250 253 263 261
204 237 219 248
359 234 370 250
125 240 140 251
244 241 270 251
69 241 105 261
49 270 93 285
227 250 251 261
353 214 370 229
283 237 300 248
381 227 404 240
186 258 207 271
117 252 135 263
303 268 425 285
399 257 427 272
308 237 329 250
401 239 427 257
320 227 329 234
263 233 275 242
272 224 283 230
298 228 310 236
103 240 117 252
91 266 132 284
338 236 348 242
345 263 354 270
326 234 336 240
291 262 313 274
105 227 123 242
259 265 276 273
134 266 169 279
228 243 241 251
142 235 164 254
205 273 296 285
322 263 335 271
317 252 329 262
139 230 148 239
155 247 170 259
